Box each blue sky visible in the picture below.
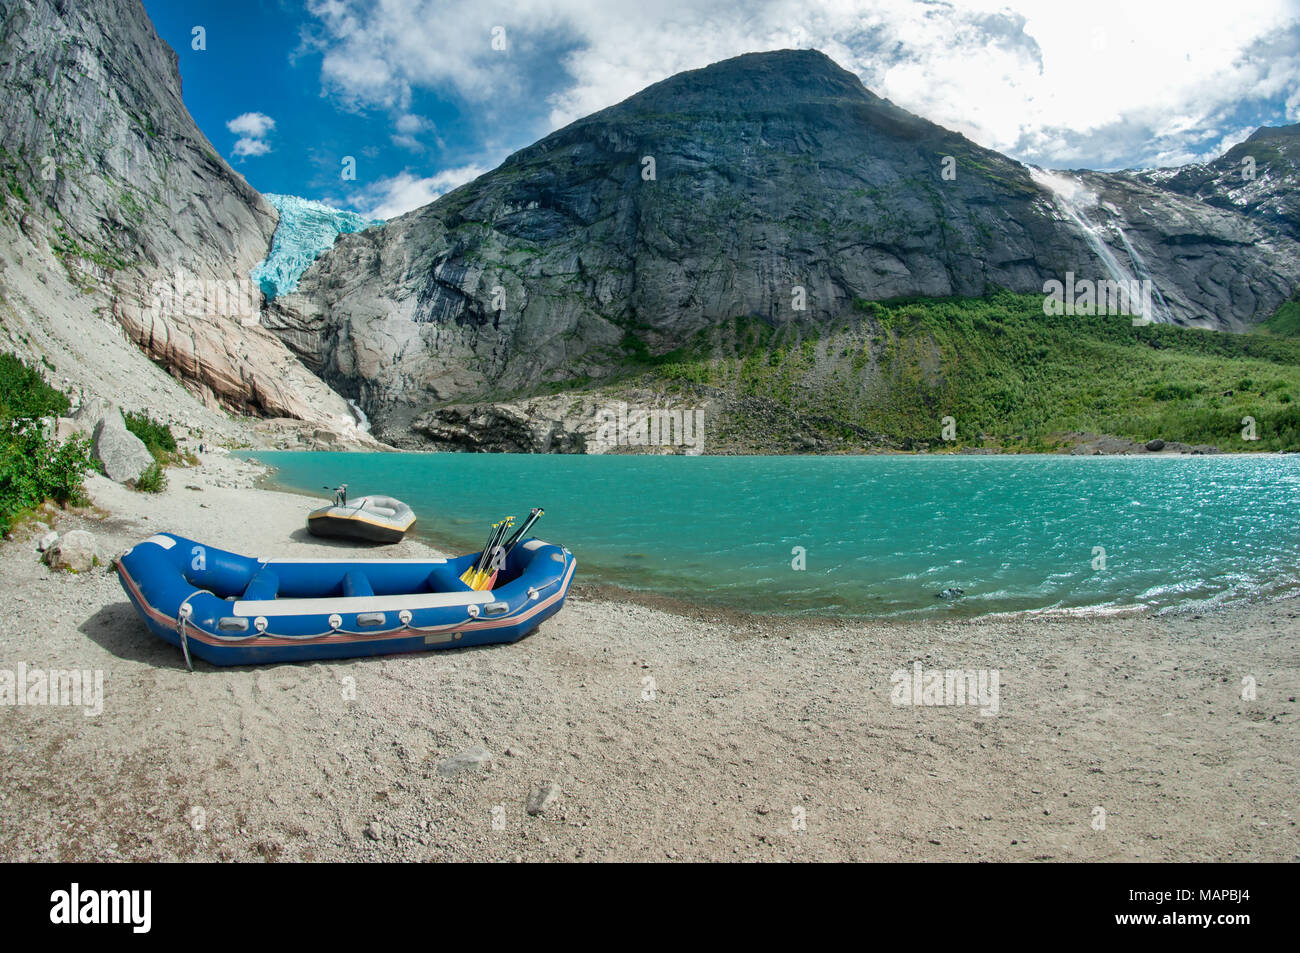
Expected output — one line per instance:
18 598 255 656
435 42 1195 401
142 0 1300 220
143 0 510 217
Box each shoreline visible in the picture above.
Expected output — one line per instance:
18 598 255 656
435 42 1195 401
248 446 1294 459
245 450 1300 627
0 450 1296 861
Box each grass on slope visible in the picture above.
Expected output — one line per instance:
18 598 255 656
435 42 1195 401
635 291 1300 451
1260 292 1300 337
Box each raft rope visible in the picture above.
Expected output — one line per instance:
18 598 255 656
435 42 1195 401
176 591 200 672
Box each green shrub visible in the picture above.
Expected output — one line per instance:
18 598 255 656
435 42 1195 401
134 461 167 494
0 352 70 420
123 410 177 460
0 420 93 534
0 352 95 535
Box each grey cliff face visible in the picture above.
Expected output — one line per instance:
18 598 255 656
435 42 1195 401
1 7 1296 450
0 0 355 427
1133 124 1300 243
1039 165 1300 332
267 50 1300 442
0 0 274 278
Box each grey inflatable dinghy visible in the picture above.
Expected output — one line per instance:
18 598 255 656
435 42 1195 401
307 494 416 544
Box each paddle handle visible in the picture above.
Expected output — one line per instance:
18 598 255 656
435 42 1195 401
504 508 543 554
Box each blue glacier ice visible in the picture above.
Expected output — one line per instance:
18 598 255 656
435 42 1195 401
251 194 383 298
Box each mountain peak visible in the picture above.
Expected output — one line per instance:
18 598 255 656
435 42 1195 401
1245 122 1300 144
593 48 881 119
267 47 1300 441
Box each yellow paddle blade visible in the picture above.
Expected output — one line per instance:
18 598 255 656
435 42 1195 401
461 515 515 589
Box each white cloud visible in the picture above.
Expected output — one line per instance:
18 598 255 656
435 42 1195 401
227 113 276 137
395 113 433 134
1210 126 1259 158
390 113 435 150
353 165 489 219
232 139 272 157
304 0 1300 170
227 112 276 158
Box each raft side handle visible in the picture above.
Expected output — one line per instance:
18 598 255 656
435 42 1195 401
177 600 195 672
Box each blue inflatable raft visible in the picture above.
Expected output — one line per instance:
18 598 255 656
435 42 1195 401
117 533 577 667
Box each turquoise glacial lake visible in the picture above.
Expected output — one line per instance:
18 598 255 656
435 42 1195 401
248 452 1300 618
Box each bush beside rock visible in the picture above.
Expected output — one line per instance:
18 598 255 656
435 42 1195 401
92 413 155 484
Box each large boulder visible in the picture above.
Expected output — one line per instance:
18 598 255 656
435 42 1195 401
43 530 96 573
71 396 114 436
92 413 155 484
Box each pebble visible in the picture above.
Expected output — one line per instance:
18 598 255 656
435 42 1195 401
436 744 492 778
526 780 561 816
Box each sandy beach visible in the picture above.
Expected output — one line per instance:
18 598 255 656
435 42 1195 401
0 451 1297 863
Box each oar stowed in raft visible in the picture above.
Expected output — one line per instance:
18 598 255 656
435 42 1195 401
460 517 514 590
483 508 544 590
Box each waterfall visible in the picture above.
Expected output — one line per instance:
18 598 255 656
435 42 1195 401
1030 169 1167 325
1113 226 1174 323
347 399 371 433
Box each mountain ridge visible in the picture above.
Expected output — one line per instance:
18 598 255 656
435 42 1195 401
2 6 1298 454
1131 122 1300 243
267 49 1300 443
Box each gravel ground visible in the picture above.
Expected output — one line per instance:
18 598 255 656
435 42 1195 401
1 453 1296 862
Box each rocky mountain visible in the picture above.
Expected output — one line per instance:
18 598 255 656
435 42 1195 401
1029 162 1300 331
0 0 361 438
2 4 1297 455
268 49 1300 445
1133 124 1300 242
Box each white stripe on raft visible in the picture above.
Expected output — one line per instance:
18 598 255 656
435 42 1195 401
521 539 551 551
145 534 177 549
258 557 449 565
233 589 496 616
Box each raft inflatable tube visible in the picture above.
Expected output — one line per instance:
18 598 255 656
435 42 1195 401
307 495 415 544
117 533 577 667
